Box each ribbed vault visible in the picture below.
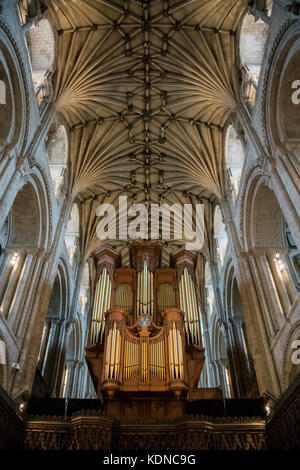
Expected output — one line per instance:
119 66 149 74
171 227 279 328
42 0 248 257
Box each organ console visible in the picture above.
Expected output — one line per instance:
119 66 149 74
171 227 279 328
86 242 220 419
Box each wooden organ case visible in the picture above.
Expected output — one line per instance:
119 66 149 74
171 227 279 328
86 242 215 419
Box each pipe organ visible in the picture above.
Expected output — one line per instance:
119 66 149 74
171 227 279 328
86 243 209 417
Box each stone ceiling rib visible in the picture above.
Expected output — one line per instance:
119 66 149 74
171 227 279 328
42 0 247 251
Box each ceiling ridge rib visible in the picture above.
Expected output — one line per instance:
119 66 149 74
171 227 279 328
46 0 245 208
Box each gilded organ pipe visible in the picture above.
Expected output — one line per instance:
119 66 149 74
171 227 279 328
179 268 201 346
91 268 112 344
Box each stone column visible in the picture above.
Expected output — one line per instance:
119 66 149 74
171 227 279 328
219 195 282 396
7 249 34 332
0 159 29 231
269 162 300 249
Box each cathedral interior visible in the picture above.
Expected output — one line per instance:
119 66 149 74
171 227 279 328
0 0 299 452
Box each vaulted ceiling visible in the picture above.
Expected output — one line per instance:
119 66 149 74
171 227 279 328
44 0 247 199
42 0 248 260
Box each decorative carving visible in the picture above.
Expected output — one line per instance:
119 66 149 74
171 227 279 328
130 241 161 272
94 247 120 281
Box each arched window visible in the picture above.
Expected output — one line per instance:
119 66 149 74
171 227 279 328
0 66 12 145
226 272 259 397
213 321 232 398
249 184 299 325
35 265 68 397
17 0 41 26
225 125 245 200
79 262 89 316
65 203 80 267
214 206 228 270
204 262 214 319
239 13 269 110
47 124 68 199
266 0 273 16
25 18 55 112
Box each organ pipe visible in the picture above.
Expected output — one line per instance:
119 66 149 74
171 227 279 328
91 268 112 344
157 283 176 312
168 322 184 380
105 322 121 380
179 268 201 346
115 283 133 314
136 261 154 316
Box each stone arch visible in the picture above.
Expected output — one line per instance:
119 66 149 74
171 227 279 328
0 67 12 144
246 177 300 290
62 318 84 398
8 171 50 251
224 264 259 397
213 205 228 270
264 21 300 160
10 182 41 248
47 123 69 198
34 261 70 397
0 24 29 153
211 318 231 397
282 322 300 390
25 17 55 110
209 316 228 392
0 176 49 304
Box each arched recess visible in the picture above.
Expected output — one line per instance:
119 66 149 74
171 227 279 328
243 176 299 367
25 17 55 112
213 205 228 271
264 21 300 162
46 123 69 199
211 317 232 398
0 27 29 153
34 262 69 398
62 319 83 398
239 12 269 110
65 203 80 268
0 175 50 331
0 66 12 144
224 265 259 398
248 182 300 293
282 323 300 390
224 125 245 200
